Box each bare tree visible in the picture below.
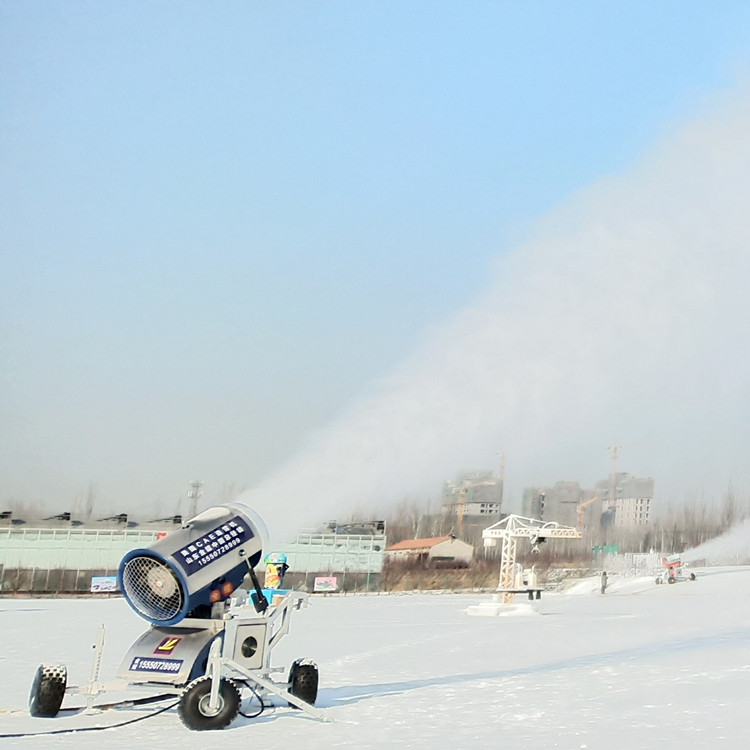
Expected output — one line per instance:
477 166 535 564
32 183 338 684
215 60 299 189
721 484 736 530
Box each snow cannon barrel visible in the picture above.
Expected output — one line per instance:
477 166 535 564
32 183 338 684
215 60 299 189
118 502 268 626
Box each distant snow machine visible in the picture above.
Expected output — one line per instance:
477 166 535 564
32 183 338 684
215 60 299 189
655 554 696 585
28 503 324 730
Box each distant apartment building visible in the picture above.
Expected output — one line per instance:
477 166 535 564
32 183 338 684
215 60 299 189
522 473 652 529
441 470 504 517
594 473 653 527
521 481 598 528
613 496 651 527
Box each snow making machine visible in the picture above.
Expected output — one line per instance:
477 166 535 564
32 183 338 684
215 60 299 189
655 553 696 585
28 502 324 730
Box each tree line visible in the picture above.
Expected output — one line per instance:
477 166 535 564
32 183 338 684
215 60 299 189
381 485 749 559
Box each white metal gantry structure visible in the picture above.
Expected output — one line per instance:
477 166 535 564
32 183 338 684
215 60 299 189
482 514 581 604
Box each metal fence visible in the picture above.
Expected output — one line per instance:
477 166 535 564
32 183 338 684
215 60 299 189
0 528 389 594
283 533 385 573
279 533 386 592
0 527 160 594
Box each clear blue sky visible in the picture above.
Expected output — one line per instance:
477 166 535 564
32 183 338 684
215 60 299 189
2 2 750 518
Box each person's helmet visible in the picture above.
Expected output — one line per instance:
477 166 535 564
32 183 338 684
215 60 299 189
265 551 288 565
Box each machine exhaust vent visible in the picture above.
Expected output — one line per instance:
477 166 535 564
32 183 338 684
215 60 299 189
121 555 185 623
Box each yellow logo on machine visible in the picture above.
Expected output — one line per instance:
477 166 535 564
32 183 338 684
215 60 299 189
154 636 183 655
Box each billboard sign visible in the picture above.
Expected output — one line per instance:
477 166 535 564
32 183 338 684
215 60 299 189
313 576 338 593
90 576 118 593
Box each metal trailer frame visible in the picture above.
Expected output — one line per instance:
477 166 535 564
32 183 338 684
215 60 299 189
195 591 326 723
34 591 326 727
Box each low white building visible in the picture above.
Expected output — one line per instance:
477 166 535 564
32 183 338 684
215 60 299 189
385 535 474 566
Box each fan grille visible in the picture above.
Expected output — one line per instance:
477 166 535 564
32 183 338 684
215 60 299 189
122 555 184 622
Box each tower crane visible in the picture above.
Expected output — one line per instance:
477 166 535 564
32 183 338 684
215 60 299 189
483 514 581 604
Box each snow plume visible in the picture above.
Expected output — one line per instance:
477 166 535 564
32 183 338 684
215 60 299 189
243 90 750 545
682 518 750 565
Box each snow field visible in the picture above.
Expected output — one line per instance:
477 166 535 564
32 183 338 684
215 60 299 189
1 567 749 748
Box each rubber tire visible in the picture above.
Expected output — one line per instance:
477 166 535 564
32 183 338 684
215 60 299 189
178 676 241 731
288 659 319 706
29 664 67 718
690 573 696 581
668 576 676 584
655 577 662 585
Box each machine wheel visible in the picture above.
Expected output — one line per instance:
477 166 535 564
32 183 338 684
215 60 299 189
655 577 662 585
668 576 676 584
178 675 241 730
690 573 696 581
288 659 319 706
29 664 67 718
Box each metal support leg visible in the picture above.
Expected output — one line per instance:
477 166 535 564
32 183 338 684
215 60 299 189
85 624 106 712
499 536 517 605
206 637 222 712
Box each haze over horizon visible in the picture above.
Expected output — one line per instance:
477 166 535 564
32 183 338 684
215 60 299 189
2 3 750 541
247 90 750 542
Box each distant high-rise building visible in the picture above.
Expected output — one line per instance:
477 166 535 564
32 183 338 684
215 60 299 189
442 470 503 517
521 481 596 527
522 473 653 529
595 473 653 527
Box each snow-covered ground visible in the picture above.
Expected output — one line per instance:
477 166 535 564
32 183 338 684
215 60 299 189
2 567 749 748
